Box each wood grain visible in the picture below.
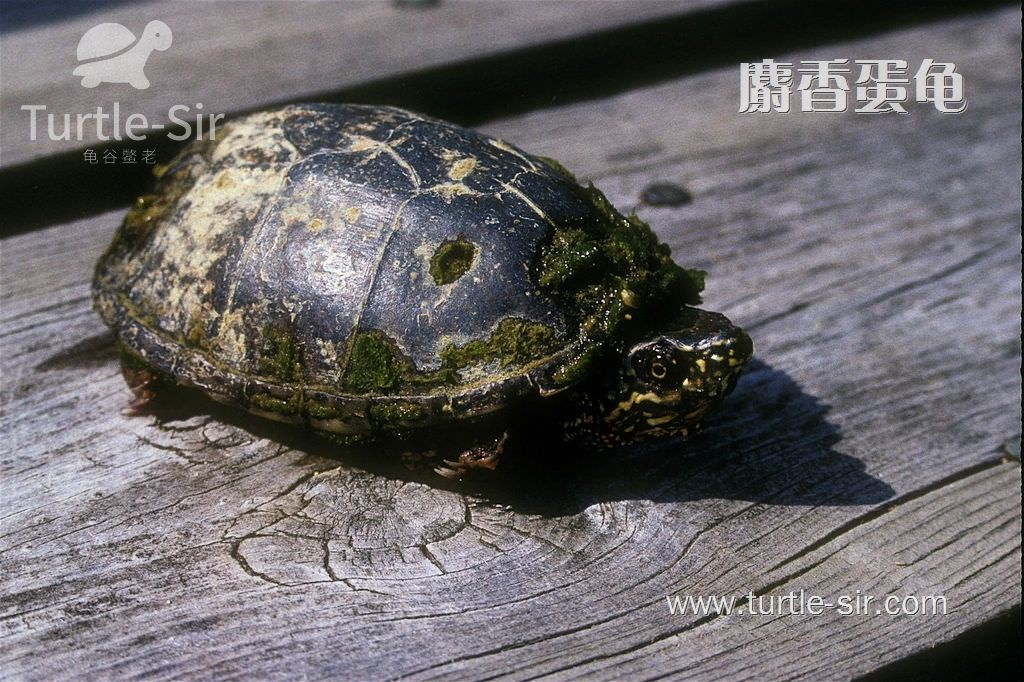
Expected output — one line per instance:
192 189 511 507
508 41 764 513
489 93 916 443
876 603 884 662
1 7 1021 680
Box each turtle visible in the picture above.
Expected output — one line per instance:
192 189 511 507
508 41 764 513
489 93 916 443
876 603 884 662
92 103 753 478
72 20 172 89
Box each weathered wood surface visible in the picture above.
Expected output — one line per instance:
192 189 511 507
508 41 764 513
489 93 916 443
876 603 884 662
0 0 710 168
1 6 1021 680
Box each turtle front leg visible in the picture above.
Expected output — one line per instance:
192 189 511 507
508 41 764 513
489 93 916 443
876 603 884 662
434 432 509 480
118 353 168 414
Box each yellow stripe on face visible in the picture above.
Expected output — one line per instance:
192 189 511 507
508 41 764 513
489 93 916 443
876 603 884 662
605 390 683 422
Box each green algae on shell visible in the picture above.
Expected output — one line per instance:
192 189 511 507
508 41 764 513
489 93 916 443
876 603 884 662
258 325 303 382
368 400 428 429
535 182 706 385
342 318 562 396
429 237 478 285
343 331 458 394
438 318 561 370
251 390 302 415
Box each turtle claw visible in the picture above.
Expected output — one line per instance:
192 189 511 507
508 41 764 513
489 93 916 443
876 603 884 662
121 379 160 415
121 395 155 416
434 463 464 479
432 433 509 480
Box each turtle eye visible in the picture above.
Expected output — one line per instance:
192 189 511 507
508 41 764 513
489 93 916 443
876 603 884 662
629 343 679 385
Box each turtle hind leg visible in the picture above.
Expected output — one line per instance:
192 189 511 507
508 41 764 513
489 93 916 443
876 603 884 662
434 432 509 480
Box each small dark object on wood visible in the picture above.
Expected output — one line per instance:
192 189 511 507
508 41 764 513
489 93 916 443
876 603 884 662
641 181 693 207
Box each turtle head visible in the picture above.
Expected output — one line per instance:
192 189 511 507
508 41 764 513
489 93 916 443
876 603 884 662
143 21 173 51
566 307 752 448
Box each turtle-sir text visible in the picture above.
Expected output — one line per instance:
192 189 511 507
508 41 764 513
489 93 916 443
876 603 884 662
20 103 223 142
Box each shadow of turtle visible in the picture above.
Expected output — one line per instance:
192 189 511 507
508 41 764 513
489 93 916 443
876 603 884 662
455 358 895 515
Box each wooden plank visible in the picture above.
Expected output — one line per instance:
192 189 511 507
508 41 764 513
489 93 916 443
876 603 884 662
0 0 708 169
1 6 1021 680
567 464 1022 681
3 0 1004 235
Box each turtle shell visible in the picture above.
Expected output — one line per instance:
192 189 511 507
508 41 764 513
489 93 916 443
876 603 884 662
93 104 700 436
76 23 137 61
